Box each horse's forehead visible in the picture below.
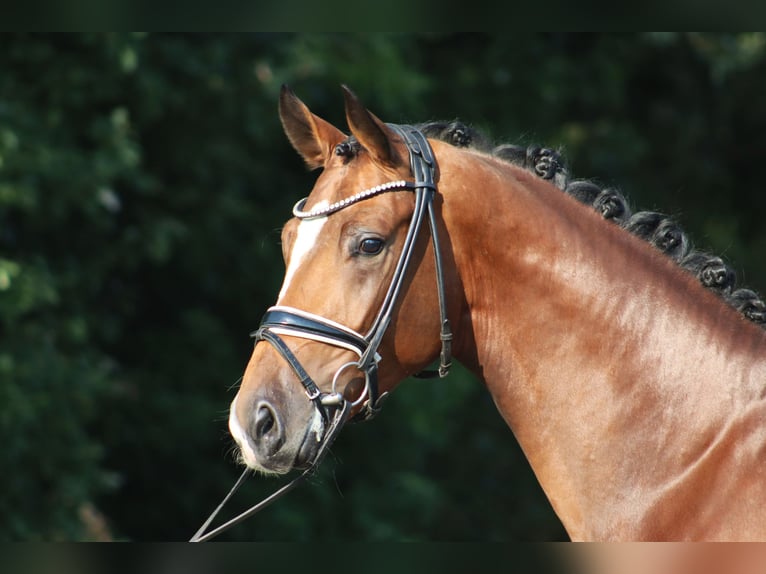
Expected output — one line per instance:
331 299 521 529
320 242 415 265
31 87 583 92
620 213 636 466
312 154 401 201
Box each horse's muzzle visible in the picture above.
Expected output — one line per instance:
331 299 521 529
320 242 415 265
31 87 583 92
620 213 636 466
229 393 327 474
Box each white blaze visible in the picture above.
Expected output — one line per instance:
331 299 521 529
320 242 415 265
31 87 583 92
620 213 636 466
277 201 329 303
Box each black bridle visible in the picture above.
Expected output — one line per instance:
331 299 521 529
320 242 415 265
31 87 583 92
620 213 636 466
189 124 452 542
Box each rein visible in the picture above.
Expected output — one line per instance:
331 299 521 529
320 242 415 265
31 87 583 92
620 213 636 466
189 399 352 543
189 124 451 542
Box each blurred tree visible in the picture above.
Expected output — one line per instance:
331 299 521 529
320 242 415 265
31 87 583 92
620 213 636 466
0 33 763 541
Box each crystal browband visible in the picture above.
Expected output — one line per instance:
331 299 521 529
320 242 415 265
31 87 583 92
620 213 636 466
292 180 416 219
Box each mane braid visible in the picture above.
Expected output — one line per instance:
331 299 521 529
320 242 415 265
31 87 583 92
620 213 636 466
413 121 766 329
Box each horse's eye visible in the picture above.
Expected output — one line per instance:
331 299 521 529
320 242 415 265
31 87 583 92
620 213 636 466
359 237 385 255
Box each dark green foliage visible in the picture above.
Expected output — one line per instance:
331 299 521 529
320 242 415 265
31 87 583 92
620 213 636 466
1 33 764 541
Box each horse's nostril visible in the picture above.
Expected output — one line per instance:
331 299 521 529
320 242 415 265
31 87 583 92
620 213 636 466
255 404 276 438
252 401 285 458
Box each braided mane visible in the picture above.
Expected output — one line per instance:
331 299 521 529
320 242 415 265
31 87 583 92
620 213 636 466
415 121 766 329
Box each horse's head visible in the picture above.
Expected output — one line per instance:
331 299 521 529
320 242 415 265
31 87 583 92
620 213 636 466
228 86 457 474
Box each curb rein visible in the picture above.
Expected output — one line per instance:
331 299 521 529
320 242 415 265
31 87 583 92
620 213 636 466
189 124 452 542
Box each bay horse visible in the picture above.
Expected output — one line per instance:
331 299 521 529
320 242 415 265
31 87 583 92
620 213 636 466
225 85 766 541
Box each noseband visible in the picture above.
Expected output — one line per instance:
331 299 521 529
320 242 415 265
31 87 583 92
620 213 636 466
189 124 452 541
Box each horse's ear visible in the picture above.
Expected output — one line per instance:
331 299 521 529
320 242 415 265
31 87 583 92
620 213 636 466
279 85 346 169
342 85 403 168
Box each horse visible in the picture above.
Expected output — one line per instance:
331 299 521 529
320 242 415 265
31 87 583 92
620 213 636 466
225 85 766 541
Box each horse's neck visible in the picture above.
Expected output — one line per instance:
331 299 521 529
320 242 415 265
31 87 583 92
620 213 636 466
441 152 766 539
